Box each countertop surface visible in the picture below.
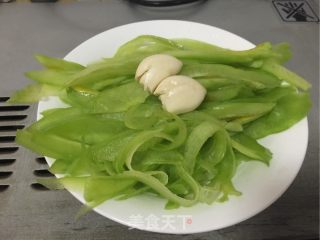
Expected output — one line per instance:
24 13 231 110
0 1 319 239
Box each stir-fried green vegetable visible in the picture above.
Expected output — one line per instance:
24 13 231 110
9 35 311 210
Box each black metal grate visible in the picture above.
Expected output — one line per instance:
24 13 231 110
0 158 16 166
0 97 9 102
0 115 27 121
0 147 19 154
0 105 30 112
0 171 13 179
0 185 9 192
36 157 47 164
0 97 30 192
33 169 54 177
0 136 15 143
0 125 25 131
31 156 52 191
30 183 50 191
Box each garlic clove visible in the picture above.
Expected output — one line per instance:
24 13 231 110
154 75 206 114
135 54 182 93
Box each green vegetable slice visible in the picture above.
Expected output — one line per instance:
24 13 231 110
181 63 281 90
16 129 86 160
35 54 85 71
184 121 221 174
89 81 149 113
25 70 74 86
231 133 272 164
244 91 311 139
261 60 311 90
114 129 171 172
201 102 276 119
7 84 63 103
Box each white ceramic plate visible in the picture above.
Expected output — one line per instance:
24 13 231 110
38 20 308 234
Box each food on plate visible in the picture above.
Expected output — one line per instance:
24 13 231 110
136 54 206 114
8 35 311 210
153 75 206 114
135 54 183 93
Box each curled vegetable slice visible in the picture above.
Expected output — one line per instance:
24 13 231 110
199 130 228 169
119 166 199 207
153 115 187 151
210 141 241 202
75 165 200 208
184 121 221 174
113 129 172 173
